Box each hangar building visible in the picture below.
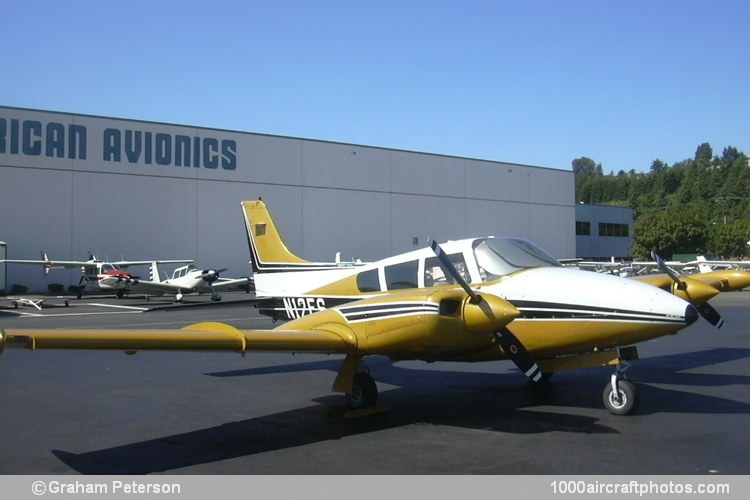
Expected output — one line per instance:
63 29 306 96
0 105 575 293
575 203 634 259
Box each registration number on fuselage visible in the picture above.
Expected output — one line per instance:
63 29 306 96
282 297 327 319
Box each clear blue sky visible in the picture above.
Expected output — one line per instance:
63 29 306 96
2 0 748 173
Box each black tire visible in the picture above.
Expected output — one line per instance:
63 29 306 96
345 372 378 410
602 379 639 415
116 290 124 299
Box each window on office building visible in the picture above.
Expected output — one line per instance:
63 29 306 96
598 222 629 237
576 221 591 236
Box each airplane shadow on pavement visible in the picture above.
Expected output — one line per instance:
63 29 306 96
52 347 750 474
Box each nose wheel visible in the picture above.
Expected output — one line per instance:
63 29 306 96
602 363 639 415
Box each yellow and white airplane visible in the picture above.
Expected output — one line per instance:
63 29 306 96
1 199 741 416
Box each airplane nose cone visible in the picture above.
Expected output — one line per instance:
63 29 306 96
685 304 699 326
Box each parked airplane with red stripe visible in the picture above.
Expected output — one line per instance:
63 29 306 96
1 252 193 298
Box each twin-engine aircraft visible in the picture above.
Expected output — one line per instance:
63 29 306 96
2 199 748 416
0 252 193 298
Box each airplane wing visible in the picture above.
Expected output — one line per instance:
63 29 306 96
634 270 750 292
1 286 519 356
123 280 183 294
631 274 674 289
114 259 194 268
0 258 89 268
211 277 252 290
0 321 355 354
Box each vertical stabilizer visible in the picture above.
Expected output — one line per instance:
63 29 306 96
149 262 162 283
241 199 311 273
696 256 713 274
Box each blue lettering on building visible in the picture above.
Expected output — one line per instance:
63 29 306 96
0 118 87 159
125 130 142 163
99 130 237 170
46 122 65 158
1 116 236 170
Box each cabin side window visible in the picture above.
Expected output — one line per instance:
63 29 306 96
356 268 380 292
424 254 469 287
384 260 419 290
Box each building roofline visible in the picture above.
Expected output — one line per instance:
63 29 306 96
0 104 570 174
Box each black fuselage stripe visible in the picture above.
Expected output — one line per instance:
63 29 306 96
343 309 439 321
512 300 677 318
517 310 684 323
341 303 439 314
518 308 680 321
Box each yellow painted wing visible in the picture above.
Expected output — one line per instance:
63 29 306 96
631 274 672 289
0 321 356 355
631 274 719 303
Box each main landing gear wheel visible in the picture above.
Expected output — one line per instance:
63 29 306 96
116 290 125 299
602 379 639 415
345 372 378 410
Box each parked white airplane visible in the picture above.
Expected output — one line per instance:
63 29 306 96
119 262 251 302
0 252 193 298
0 296 69 310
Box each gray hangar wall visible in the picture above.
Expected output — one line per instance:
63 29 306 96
0 106 575 292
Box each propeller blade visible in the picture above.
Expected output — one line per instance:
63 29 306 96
652 251 724 328
430 240 480 303
651 251 684 287
696 302 725 329
494 327 543 382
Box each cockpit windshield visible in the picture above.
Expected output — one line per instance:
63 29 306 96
473 237 560 281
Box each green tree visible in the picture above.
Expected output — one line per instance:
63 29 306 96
650 159 666 173
694 142 713 162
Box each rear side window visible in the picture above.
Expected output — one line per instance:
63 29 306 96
356 269 380 292
384 260 418 290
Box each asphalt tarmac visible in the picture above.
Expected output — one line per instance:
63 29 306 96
1 291 748 474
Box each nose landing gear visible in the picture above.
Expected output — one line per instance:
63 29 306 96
602 362 639 415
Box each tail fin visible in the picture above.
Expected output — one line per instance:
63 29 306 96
696 255 713 274
241 199 310 273
41 250 50 276
149 261 162 283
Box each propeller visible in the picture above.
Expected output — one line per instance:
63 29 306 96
200 268 227 284
651 251 724 328
430 241 541 381
430 241 480 303
494 327 543 382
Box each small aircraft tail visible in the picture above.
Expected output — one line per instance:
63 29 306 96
241 199 311 273
41 250 50 276
149 262 162 283
696 256 713 274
